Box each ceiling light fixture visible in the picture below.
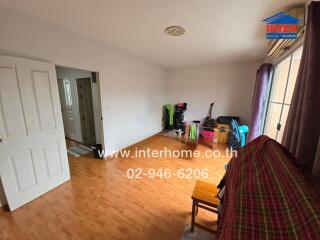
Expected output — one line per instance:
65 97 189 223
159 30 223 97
165 26 185 37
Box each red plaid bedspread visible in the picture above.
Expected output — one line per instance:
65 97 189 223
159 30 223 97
217 135 320 239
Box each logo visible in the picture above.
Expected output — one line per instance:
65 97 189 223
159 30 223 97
263 12 301 39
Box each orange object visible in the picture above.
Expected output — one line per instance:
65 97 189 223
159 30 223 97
190 180 220 233
192 180 220 206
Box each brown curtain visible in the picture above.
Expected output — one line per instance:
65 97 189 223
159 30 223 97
282 1 320 175
312 141 320 178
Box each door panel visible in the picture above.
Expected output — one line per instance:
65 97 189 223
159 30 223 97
0 55 70 211
11 150 37 191
64 81 72 111
43 142 63 177
0 66 26 139
58 79 79 141
67 117 76 135
32 71 56 131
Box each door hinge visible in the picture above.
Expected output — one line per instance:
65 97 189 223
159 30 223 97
277 123 281 131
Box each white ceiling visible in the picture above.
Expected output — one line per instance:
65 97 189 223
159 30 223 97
0 0 304 68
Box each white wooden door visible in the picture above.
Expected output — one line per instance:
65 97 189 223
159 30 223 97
58 79 77 140
0 55 70 211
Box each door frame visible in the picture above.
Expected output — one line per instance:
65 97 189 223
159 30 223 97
76 77 96 145
55 65 105 150
262 45 303 141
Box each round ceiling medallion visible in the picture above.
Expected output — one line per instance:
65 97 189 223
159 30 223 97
165 26 185 37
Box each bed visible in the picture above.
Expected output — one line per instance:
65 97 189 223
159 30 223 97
217 135 320 239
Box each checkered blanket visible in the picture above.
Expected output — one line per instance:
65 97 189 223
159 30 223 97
217 135 320 239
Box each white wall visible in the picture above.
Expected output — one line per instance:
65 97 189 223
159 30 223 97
0 7 167 153
166 61 260 124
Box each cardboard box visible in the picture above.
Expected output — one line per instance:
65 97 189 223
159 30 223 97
217 123 230 130
217 124 230 143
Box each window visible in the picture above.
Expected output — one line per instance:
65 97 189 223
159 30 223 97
263 46 303 142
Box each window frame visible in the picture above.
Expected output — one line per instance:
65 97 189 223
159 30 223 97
262 44 303 141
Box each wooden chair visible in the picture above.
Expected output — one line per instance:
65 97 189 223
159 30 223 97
191 180 220 233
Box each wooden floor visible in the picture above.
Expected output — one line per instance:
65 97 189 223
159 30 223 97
0 134 230 240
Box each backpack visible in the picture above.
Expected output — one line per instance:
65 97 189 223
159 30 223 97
228 119 241 150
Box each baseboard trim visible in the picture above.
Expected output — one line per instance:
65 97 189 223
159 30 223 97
105 131 161 160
